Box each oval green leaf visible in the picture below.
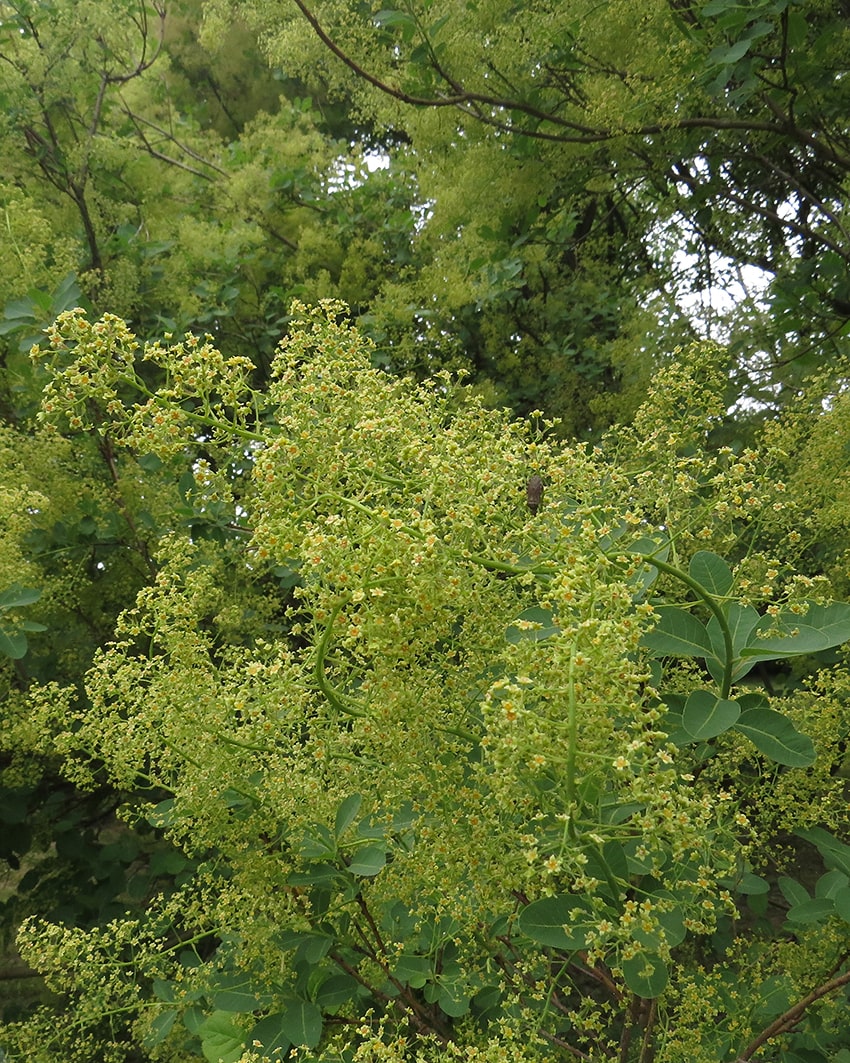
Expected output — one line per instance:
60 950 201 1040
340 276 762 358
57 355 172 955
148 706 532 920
505 606 561 644
250 1013 291 1058
682 690 740 740
734 708 815 767
517 895 596 950
348 843 386 877
279 999 322 1049
334 794 362 839
641 607 714 658
199 1011 245 1063
0 627 27 659
622 953 669 998
689 551 733 596
832 886 850 924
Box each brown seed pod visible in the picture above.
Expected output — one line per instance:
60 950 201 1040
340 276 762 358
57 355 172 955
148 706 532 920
526 474 544 514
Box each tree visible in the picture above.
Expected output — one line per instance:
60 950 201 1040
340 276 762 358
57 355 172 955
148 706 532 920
203 0 850 430
0 0 419 404
2 302 850 1061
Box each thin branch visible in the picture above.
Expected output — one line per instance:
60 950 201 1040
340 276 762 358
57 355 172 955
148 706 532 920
290 0 799 146
735 968 850 1061
119 105 227 177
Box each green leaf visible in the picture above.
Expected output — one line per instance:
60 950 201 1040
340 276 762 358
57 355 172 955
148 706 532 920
736 872 770 896
334 794 362 839
0 584 42 610
299 825 335 859
436 983 471 1017
797 827 850 877
734 708 815 767
198 1011 245 1063
348 843 386 877
287 862 340 887
250 1013 291 1059
394 954 431 989
278 999 322 1049
517 894 597 950
295 933 335 965
832 886 850 924
689 551 733 595
654 897 687 948
707 603 760 679
313 974 361 1008
741 602 850 662
642 607 714 658
622 953 669 998
815 868 848 899
709 38 754 65
778 876 810 908
213 987 265 1012
505 606 560 644
785 898 835 925
682 690 740 740
374 8 417 27
0 626 27 658
624 537 668 593
142 1009 178 1049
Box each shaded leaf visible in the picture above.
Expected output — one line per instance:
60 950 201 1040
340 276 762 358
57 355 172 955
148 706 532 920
622 953 669 998
682 690 740 740
785 898 835 925
778 876 810 908
348 843 386 877
505 606 561 644
199 1011 244 1063
797 827 850 878
334 794 362 839
741 602 850 663
642 607 714 658
278 999 322 1049
250 1013 291 1059
0 627 27 659
689 551 733 595
734 708 815 766
518 894 597 950
0 584 41 610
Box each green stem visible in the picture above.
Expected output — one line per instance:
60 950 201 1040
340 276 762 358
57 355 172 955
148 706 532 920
314 600 367 718
209 730 276 754
115 370 265 444
566 642 579 834
633 551 734 699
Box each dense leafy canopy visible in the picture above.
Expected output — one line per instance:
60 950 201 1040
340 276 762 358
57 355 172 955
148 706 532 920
1 2 850 1062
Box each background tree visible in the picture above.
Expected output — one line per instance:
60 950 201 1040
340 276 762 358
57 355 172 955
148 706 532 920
1 304 849 1061
1 3 850 1057
202 0 850 429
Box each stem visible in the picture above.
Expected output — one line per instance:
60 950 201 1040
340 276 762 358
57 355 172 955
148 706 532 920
632 551 735 699
314 600 367 718
639 998 657 1063
566 642 579 830
734 968 850 1061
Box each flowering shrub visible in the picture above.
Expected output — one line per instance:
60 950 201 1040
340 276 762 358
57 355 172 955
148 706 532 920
3 302 850 1062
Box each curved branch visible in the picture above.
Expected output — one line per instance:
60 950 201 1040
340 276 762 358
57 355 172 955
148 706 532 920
290 0 793 145
735 968 850 1061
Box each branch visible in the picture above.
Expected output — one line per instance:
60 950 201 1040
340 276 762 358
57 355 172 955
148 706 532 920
119 105 227 178
289 0 796 145
735 968 850 1061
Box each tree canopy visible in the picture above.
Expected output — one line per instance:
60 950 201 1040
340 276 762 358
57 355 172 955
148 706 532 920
2 0 850 432
2 3 850 1062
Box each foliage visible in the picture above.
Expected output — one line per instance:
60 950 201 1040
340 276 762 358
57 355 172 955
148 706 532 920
1 303 849 1061
3 0 850 437
202 0 850 429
